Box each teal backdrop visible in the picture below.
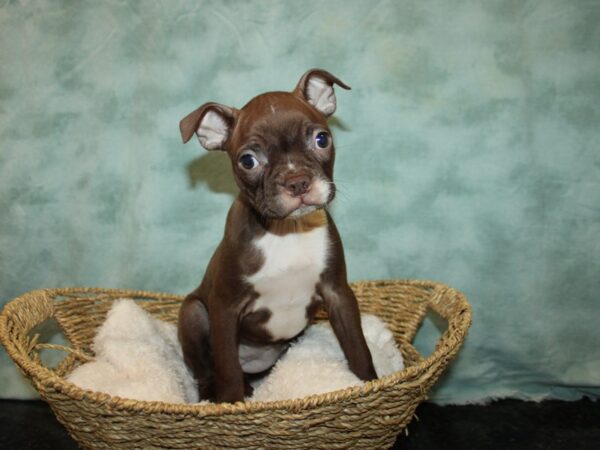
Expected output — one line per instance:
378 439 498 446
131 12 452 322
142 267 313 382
1 0 599 403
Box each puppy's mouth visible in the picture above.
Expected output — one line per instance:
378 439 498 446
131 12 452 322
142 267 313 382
286 200 323 219
278 178 335 219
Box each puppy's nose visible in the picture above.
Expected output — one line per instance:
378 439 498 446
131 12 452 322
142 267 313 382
285 174 311 197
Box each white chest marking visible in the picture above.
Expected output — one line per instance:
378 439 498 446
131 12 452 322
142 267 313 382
246 226 329 341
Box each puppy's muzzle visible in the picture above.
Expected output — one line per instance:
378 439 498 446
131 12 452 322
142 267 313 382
284 174 311 197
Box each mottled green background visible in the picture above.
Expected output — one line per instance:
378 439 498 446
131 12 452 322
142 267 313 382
1 0 599 403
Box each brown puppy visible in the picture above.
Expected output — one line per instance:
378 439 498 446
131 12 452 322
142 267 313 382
178 69 377 403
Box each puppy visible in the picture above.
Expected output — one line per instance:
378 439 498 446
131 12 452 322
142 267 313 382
178 69 376 403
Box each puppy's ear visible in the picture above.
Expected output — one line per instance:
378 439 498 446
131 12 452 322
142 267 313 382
179 102 238 150
293 69 351 117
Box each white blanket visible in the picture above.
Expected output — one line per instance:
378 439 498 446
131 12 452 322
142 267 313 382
67 299 404 403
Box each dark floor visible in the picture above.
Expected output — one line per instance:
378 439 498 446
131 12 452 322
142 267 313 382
0 398 597 449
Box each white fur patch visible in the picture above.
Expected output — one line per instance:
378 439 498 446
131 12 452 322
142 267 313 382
306 76 336 116
246 225 329 341
305 178 330 205
197 110 228 150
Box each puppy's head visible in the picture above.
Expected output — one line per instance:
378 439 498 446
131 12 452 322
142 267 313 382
180 69 350 220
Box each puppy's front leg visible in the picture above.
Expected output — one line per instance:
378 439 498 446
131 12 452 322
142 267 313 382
209 300 245 403
323 283 377 381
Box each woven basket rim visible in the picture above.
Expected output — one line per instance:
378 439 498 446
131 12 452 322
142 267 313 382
0 279 472 417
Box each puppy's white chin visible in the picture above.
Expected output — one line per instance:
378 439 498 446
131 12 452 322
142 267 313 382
287 205 320 218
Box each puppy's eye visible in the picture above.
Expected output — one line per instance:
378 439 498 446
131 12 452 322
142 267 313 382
315 131 330 149
240 153 259 170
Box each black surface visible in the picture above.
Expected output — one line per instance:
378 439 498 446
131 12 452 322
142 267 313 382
0 398 597 449
395 398 599 450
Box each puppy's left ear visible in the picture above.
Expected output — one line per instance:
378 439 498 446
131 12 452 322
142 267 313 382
293 68 351 117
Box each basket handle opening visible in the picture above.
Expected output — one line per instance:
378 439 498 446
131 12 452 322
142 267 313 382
419 285 472 368
26 317 92 375
411 309 447 359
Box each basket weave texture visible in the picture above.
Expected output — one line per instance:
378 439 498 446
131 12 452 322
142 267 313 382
0 279 471 449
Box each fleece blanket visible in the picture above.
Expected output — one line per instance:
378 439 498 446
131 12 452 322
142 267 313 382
67 299 404 403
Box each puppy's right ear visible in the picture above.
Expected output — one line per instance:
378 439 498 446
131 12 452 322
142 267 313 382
179 102 238 150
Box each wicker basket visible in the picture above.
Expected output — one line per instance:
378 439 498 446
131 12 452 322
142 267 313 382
0 279 471 449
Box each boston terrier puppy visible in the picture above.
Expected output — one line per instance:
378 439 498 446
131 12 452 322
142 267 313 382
178 69 377 403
